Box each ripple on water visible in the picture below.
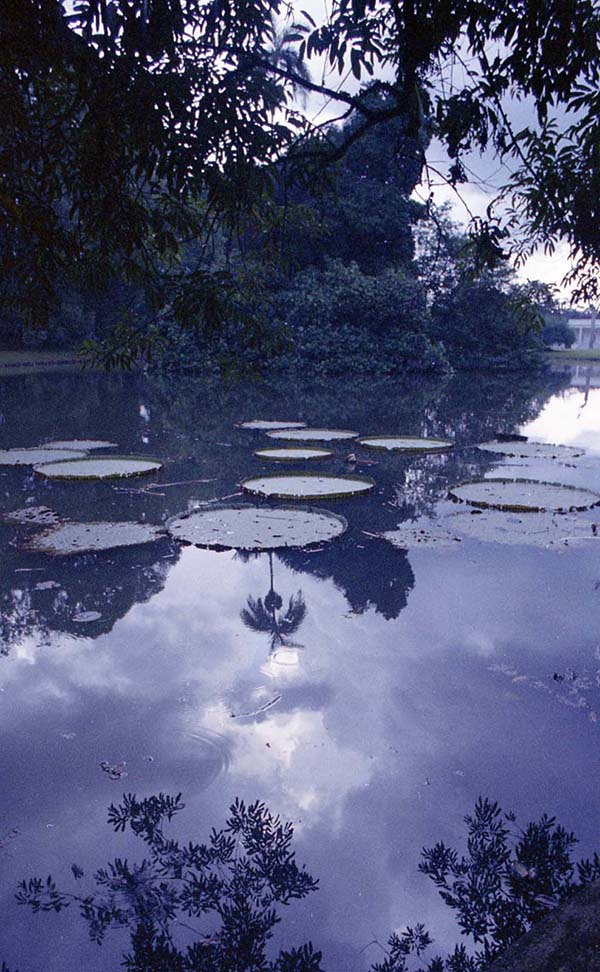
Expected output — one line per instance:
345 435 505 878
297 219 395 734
182 728 232 782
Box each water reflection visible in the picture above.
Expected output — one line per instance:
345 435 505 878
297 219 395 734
3 363 600 972
239 552 308 653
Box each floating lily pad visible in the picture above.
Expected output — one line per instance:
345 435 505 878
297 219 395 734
380 523 462 549
44 439 118 450
254 447 333 462
236 420 307 430
476 440 585 460
446 508 600 547
448 478 600 513
0 447 87 466
166 504 347 551
265 428 359 442
72 610 103 623
240 473 375 500
33 455 162 480
21 520 166 555
3 506 61 526
357 435 454 453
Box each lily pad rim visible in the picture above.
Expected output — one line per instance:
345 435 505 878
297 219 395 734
356 434 455 452
0 446 89 465
448 477 600 513
165 501 348 552
32 454 164 480
253 446 334 462
239 470 376 501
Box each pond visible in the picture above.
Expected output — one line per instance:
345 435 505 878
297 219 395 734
1 363 599 970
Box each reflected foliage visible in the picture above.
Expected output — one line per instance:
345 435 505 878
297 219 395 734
14 795 600 972
16 793 322 972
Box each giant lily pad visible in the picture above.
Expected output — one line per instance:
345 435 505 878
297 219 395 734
3 506 61 526
265 428 359 442
166 504 347 550
44 439 118 450
33 455 162 480
254 447 333 462
446 508 599 547
0 447 87 466
21 520 166 555
379 522 462 549
448 478 600 513
240 472 374 500
357 435 454 453
476 440 584 460
236 420 307 430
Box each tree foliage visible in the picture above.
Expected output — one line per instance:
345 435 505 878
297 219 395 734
1 0 599 357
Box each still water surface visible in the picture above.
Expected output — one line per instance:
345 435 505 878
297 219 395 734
1 365 599 969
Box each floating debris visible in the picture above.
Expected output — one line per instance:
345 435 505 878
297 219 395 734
357 435 454 453
33 455 162 480
254 447 333 462
240 473 375 501
230 694 281 719
166 504 347 551
265 428 359 442
237 419 307 430
35 580 61 590
99 760 127 781
0 447 87 466
72 610 103 623
21 520 166 555
475 440 585 460
380 522 462 549
44 439 118 451
3 506 61 526
448 478 600 513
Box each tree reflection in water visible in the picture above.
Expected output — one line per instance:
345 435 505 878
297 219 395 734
240 552 307 654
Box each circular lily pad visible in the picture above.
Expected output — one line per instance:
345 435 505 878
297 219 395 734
240 473 375 500
21 520 166 555
476 440 584 460
447 508 600 548
265 428 359 442
357 435 454 453
236 420 307 430
166 504 347 551
254 447 333 462
33 455 162 480
448 479 600 513
0 447 87 466
44 439 118 450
